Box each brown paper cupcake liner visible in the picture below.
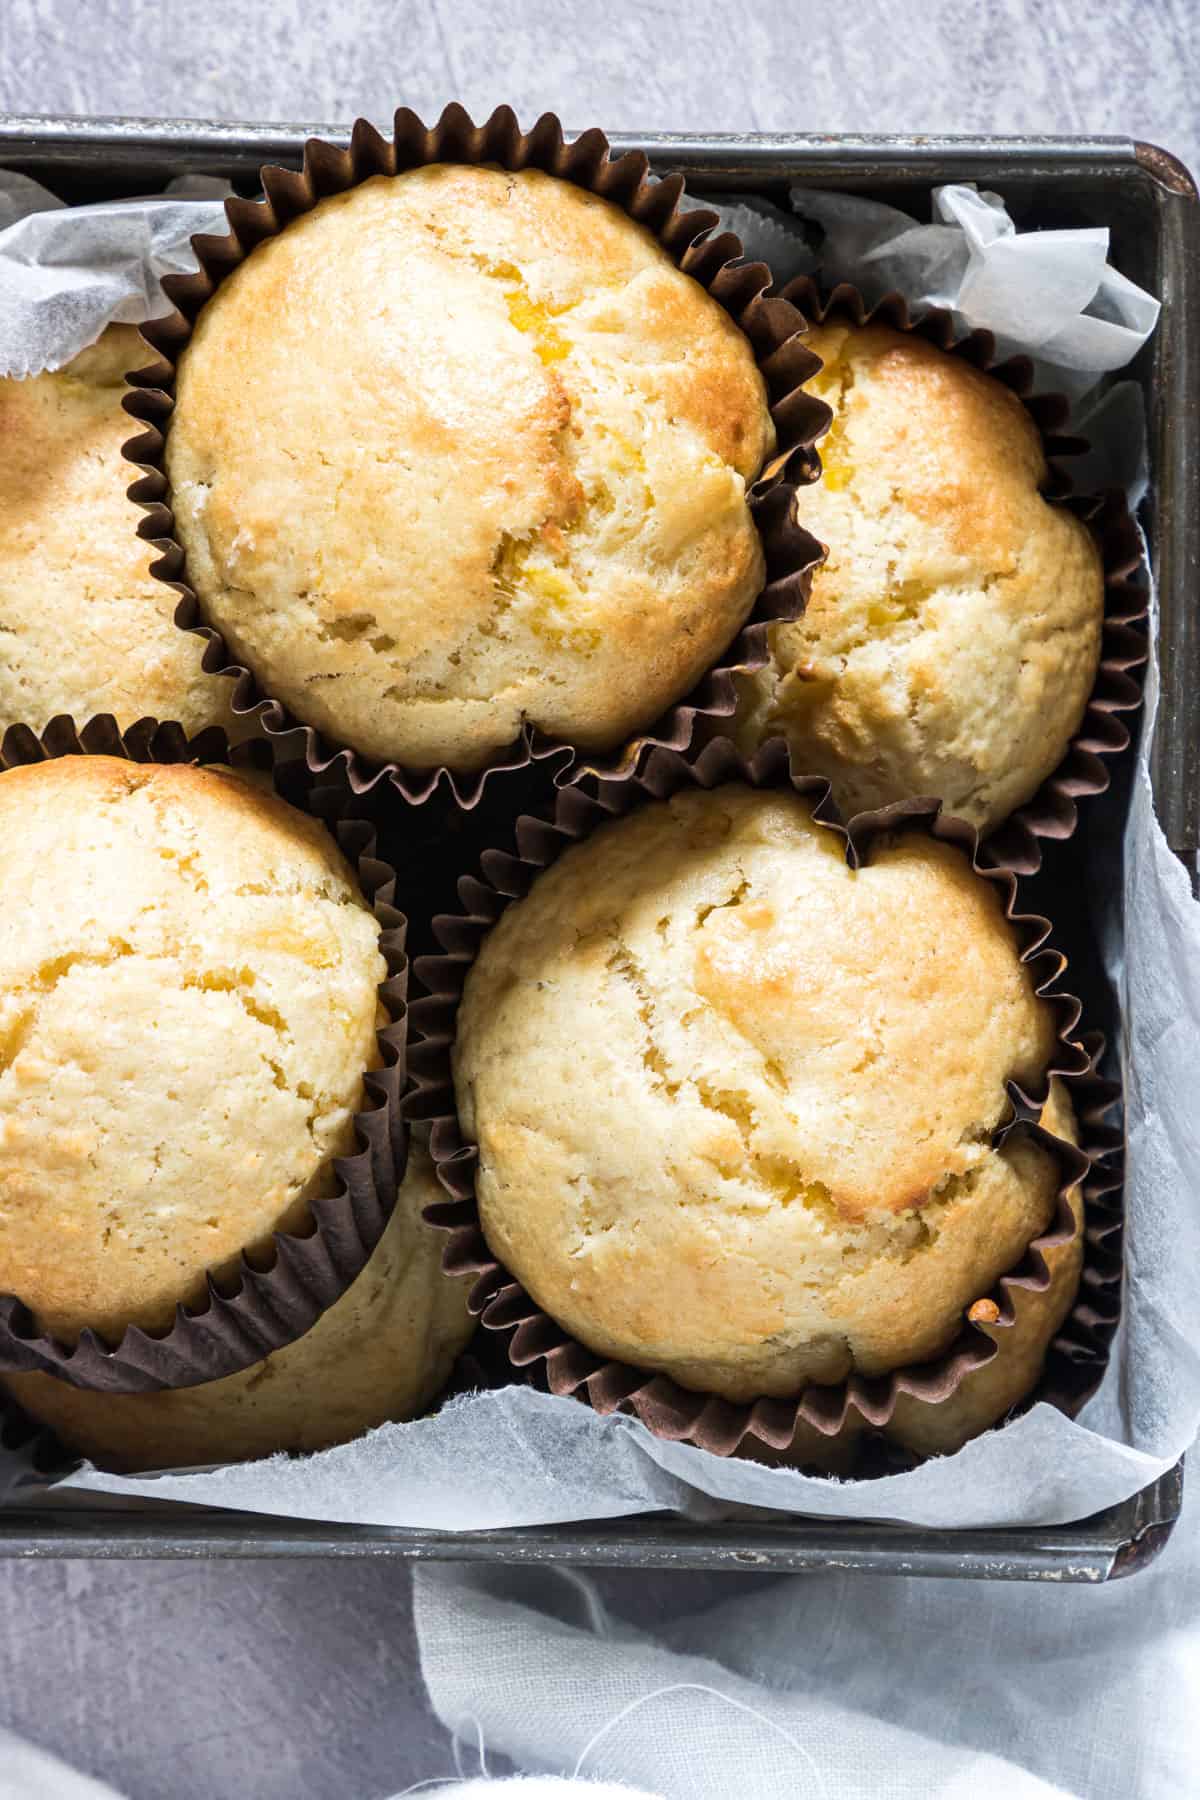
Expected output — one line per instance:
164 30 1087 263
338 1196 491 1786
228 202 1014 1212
406 734 1121 1465
776 278 1149 876
122 103 831 810
0 1126 490 1486
0 714 410 1395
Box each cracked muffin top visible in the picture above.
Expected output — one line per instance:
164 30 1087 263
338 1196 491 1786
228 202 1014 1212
454 784 1075 1403
0 326 240 738
733 322 1104 832
2 1150 473 1469
165 164 775 771
0 755 384 1344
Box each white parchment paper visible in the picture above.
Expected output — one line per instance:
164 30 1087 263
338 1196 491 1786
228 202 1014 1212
0 172 229 377
1 177 1194 1530
782 184 1161 399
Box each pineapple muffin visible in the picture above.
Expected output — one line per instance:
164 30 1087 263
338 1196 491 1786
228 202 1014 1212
453 784 1082 1447
734 322 1104 832
0 755 385 1345
165 164 776 769
2 1150 473 1469
0 327 238 736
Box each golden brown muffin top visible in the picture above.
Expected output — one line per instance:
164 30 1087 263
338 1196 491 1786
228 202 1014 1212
167 165 775 769
0 756 384 1343
455 785 1072 1401
735 322 1103 831
0 326 240 737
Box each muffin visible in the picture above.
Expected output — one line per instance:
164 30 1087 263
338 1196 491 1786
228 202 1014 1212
888 1183 1083 1460
2 1149 472 1470
0 327 239 736
165 163 776 771
0 755 385 1345
453 784 1080 1434
733 322 1104 832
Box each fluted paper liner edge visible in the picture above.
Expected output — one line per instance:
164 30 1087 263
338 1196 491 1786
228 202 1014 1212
0 714 410 1394
407 735 1122 1466
777 277 1148 876
122 104 832 809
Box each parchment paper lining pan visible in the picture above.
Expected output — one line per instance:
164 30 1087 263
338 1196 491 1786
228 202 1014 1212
123 104 831 808
408 735 1122 1466
776 278 1148 875
0 715 409 1394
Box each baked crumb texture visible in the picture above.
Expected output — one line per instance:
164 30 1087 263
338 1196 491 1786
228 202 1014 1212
734 320 1106 833
0 754 386 1349
0 327 241 737
165 164 776 772
433 769 1096 1464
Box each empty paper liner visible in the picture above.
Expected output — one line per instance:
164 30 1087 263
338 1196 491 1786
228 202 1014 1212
123 103 831 810
407 735 1122 1467
0 714 409 1394
777 278 1149 876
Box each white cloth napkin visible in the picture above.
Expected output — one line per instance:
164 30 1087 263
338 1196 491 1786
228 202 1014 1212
0 1722 660 1800
395 1783 662 1798
0 1729 125 1800
412 1465 1200 1799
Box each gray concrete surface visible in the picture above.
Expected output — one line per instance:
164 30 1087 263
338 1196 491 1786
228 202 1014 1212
1 0 1197 178
0 3 1195 1795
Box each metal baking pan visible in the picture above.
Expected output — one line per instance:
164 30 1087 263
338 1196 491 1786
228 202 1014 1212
0 118 1195 1580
